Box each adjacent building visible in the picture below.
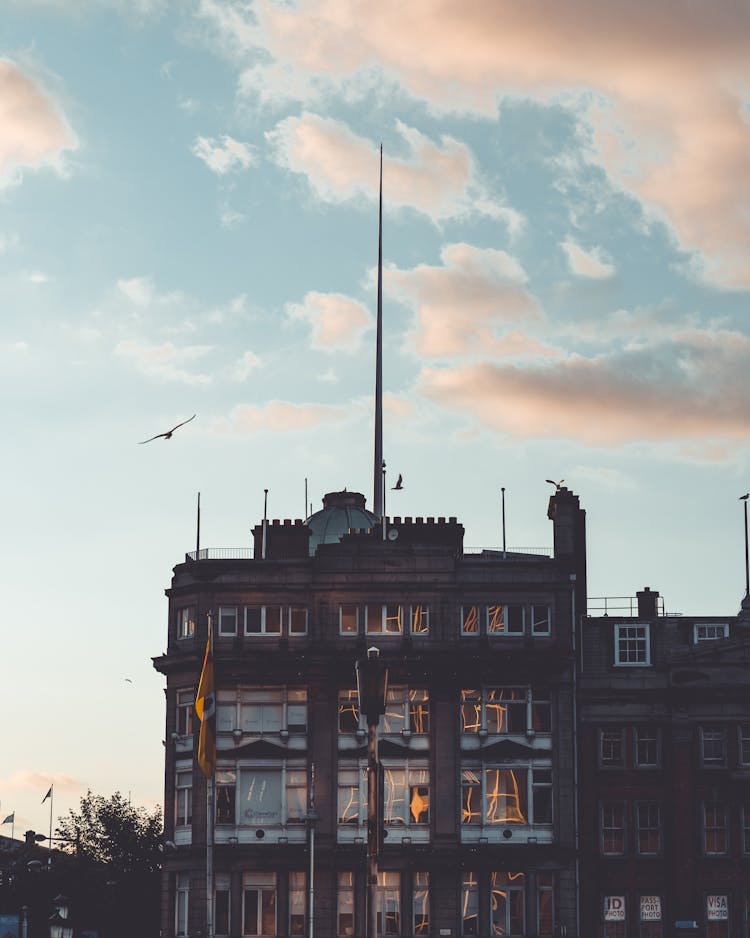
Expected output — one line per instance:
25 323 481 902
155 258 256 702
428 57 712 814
153 485 587 937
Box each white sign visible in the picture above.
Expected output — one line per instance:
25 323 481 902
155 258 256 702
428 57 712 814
640 896 661 921
707 895 728 921
604 896 626 921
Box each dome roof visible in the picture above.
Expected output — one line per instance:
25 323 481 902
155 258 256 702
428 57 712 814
306 490 378 554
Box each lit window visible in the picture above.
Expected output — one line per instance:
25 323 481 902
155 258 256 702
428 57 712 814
490 871 525 937
462 767 537 826
217 687 307 737
176 872 189 938
703 801 728 855
338 764 364 826
215 764 305 829
289 607 308 635
381 687 429 735
218 606 238 636
215 874 230 937
487 604 524 635
339 605 359 635
338 690 361 734
537 872 555 936
636 802 662 855
701 726 727 767
412 872 429 935
410 604 430 634
366 603 403 634
288 872 306 936
337 872 355 937
531 604 552 635
462 872 479 936
601 802 626 855
461 605 480 635
461 687 550 736
614 624 650 666
176 690 194 737
635 727 660 768
600 729 625 767
383 765 430 825
216 770 236 824
377 871 400 937
694 623 729 642
244 605 282 635
242 872 276 937
177 606 196 639
175 770 192 827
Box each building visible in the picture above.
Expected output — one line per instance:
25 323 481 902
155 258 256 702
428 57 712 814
153 484 588 937
578 588 750 937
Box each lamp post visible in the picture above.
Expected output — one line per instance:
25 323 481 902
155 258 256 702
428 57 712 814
741 494 749 597
356 647 388 938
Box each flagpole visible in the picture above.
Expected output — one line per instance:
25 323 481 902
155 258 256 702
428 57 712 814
196 491 201 558
373 144 384 518
48 787 53 869
205 614 215 938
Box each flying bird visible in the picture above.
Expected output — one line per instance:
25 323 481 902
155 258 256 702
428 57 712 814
124 678 133 684
392 474 404 490
139 414 196 444
741 494 749 501
546 479 565 490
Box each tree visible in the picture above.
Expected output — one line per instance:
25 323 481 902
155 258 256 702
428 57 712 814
55 790 163 874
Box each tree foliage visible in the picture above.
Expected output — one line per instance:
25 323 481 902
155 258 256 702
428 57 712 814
55 790 163 873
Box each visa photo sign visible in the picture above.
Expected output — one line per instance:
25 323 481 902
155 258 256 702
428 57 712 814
706 895 728 921
604 896 625 921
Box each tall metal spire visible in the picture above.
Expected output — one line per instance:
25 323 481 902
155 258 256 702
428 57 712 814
373 144 384 517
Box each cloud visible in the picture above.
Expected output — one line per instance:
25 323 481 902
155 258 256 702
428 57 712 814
229 350 262 382
267 113 519 227
117 276 157 306
560 239 615 279
0 770 81 794
571 465 635 490
115 339 213 385
287 291 371 352
192 134 256 174
419 328 750 447
215 399 354 435
202 0 750 286
386 243 542 357
0 60 77 187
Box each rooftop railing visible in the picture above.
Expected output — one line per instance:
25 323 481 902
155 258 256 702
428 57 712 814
186 545 553 561
588 595 667 616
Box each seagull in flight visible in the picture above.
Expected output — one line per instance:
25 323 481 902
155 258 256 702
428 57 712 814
392 474 404 490
546 479 565 490
139 414 196 444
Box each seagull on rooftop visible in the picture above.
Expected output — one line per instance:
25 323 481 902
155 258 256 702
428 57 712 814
139 414 196 444
546 479 565 490
741 494 749 500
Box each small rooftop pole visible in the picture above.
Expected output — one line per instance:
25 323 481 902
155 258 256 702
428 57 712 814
741 493 749 596
262 489 269 560
501 487 506 558
373 145 384 518
196 491 201 558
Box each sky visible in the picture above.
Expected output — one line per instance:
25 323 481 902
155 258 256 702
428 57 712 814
2 0 750 839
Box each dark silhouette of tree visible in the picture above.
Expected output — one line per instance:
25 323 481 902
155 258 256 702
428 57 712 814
56 790 162 874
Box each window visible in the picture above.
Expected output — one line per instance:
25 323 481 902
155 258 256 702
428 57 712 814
383 764 430 825
382 687 429 734
462 872 479 935
338 764 365 826
694 623 729 642
531 604 552 635
217 687 307 737
701 726 727 767
601 802 626 855
215 874 230 936
639 895 663 938
289 872 306 936
600 728 625 767
366 603 403 634
614 624 650 665
538 872 555 936
532 769 553 823
338 690 361 733
490 871 525 936
461 687 550 735
337 872 355 937
461 605 480 635
175 770 192 827
242 872 276 936
487 604 524 635
176 690 194 737
289 607 308 635
703 801 728 855
340 604 359 634
603 897 626 937
244 605 282 635
413 872 429 935
706 895 729 938
215 764 306 828
739 725 750 765
216 770 237 824
177 606 196 639
376 872 400 937
218 606 239 636
176 872 189 938
743 804 750 854
636 802 662 855
461 767 536 826
635 727 661 768
410 604 430 634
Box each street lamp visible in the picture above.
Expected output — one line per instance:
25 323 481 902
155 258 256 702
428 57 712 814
356 647 388 938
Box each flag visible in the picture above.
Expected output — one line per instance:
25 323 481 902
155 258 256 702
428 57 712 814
42 786 52 803
1 813 13 824
195 624 216 778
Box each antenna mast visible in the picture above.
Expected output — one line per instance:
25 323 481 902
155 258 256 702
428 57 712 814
373 145 384 518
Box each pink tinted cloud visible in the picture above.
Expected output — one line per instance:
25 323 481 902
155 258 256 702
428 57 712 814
267 113 518 225
115 339 213 385
0 60 77 185
387 243 542 357
287 291 371 352
217 399 354 435
420 329 750 446
209 0 750 286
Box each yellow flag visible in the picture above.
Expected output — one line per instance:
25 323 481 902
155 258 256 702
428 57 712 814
195 625 216 778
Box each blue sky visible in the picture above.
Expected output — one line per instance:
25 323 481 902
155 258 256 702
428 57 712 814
2 0 749 836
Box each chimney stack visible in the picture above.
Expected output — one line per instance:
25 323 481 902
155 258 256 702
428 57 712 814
636 587 659 619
